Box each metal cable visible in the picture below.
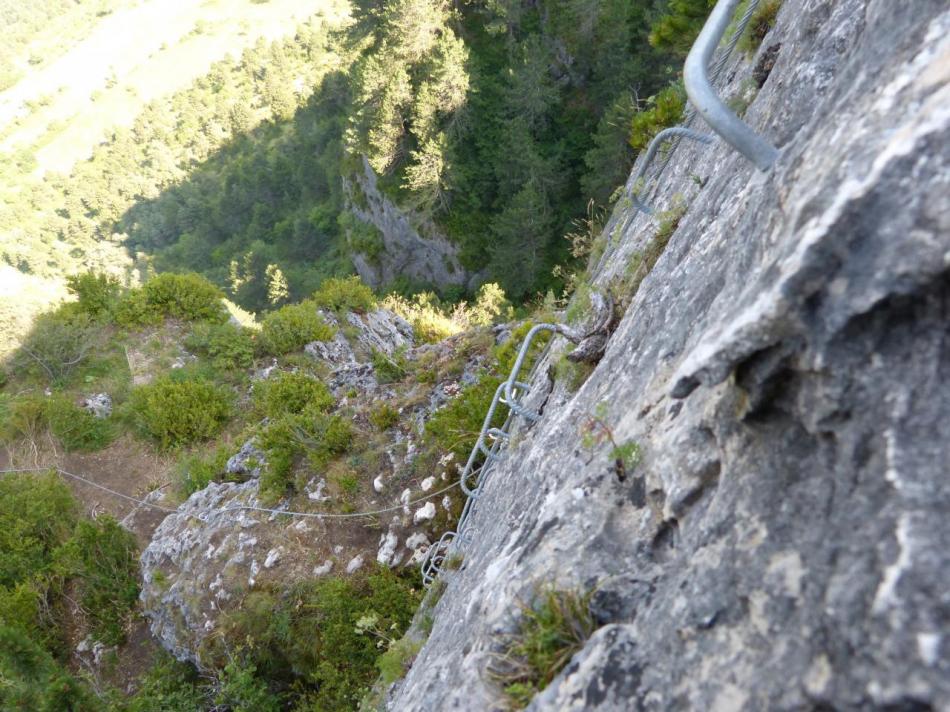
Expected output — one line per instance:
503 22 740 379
0 466 461 521
0 466 178 512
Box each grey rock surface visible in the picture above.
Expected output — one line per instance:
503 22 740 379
225 439 265 479
390 2 950 710
81 392 112 418
346 156 470 290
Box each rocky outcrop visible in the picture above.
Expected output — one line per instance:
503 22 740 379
139 307 488 664
345 156 472 290
390 2 950 710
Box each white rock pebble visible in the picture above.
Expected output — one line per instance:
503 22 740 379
264 547 283 569
346 555 365 574
413 501 436 524
313 559 334 576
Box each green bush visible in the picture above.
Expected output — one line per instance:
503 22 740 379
259 301 335 355
312 276 377 314
214 568 420 712
215 661 280 712
185 322 256 371
58 516 139 645
116 273 228 327
0 625 98 711
257 410 352 499
426 374 504 461
119 652 207 712
629 83 686 151
176 444 232 496
371 347 408 383
66 271 122 321
369 402 400 431
45 397 115 452
16 310 98 384
127 376 233 448
0 471 77 591
0 396 47 449
252 371 334 419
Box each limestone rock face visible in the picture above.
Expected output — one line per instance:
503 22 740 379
390 2 950 710
346 156 472 290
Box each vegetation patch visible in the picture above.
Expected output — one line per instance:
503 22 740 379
259 301 335 355
313 276 378 314
207 567 421 711
252 371 334 419
127 375 233 449
369 402 400 431
185 321 256 372
490 588 596 710
740 0 783 54
115 273 228 327
629 83 687 151
15 309 98 385
45 396 115 452
0 471 141 707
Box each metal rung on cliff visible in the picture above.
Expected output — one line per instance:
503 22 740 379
623 0 777 230
685 0 779 171
422 324 558 585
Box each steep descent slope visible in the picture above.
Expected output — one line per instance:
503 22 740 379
390 1 949 710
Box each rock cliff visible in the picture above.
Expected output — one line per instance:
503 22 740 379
345 156 472 291
389 1 950 710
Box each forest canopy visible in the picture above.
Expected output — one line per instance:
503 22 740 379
0 0 709 317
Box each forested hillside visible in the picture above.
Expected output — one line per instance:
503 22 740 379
1 0 714 352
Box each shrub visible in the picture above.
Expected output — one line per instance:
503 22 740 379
381 284 511 344
45 397 115 452
491 588 596 709
121 652 206 712
0 625 98 711
629 83 686 151
259 301 335 355
375 635 422 684
185 322 256 371
0 396 47 449
252 371 334 419
371 348 408 383
426 374 504 461
116 273 227 327
214 568 420 712
17 310 97 384
127 376 233 448
66 271 121 321
215 661 280 712
0 471 77 590
176 444 232 496
369 402 400 431
312 276 377 314
59 516 139 645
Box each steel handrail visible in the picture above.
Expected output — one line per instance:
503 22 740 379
685 0 778 170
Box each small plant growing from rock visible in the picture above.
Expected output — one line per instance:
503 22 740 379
740 0 783 54
489 587 596 710
369 402 400 431
372 347 408 383
580 402 641 481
